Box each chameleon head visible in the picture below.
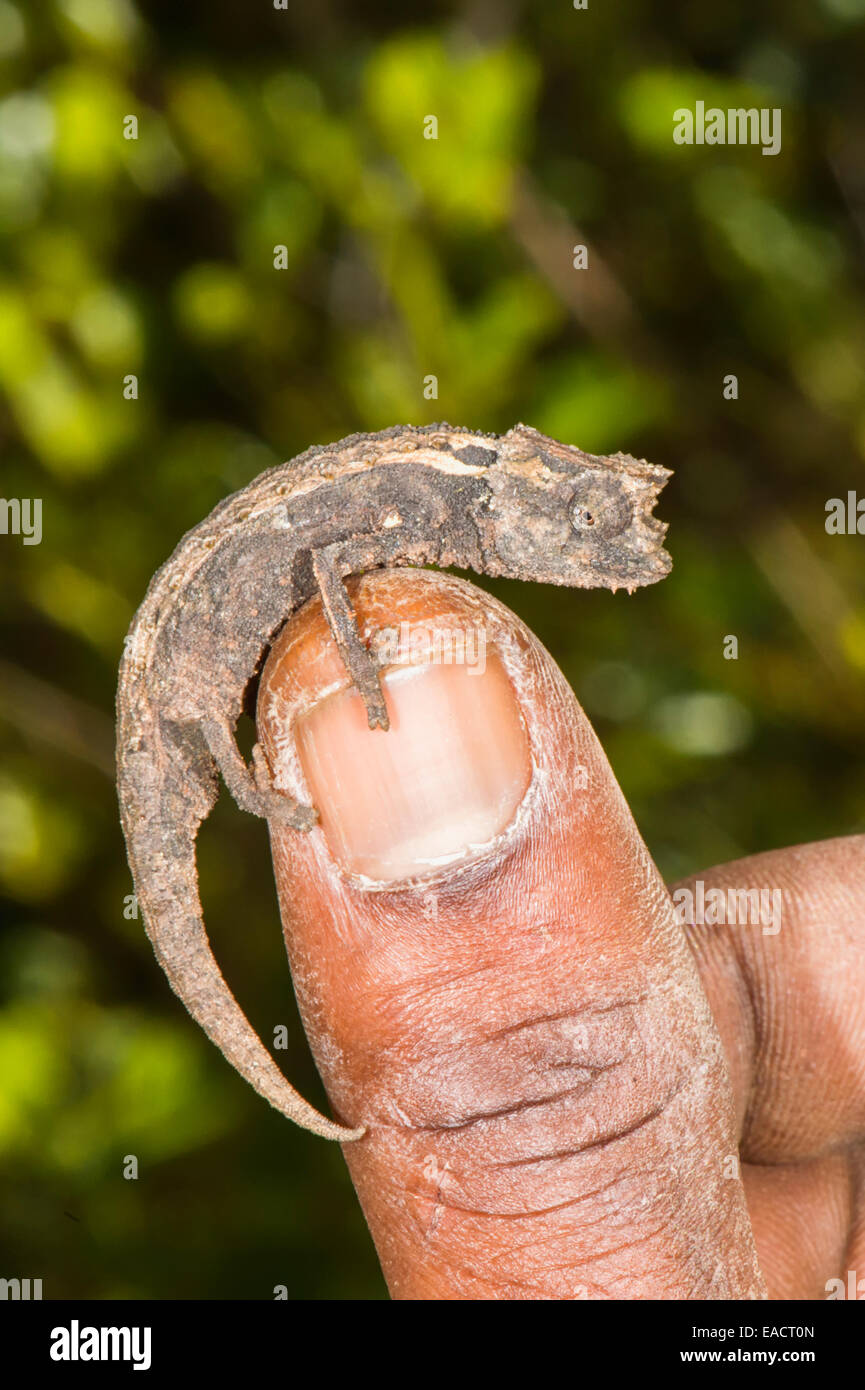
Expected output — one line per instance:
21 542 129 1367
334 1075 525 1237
482 425 672 592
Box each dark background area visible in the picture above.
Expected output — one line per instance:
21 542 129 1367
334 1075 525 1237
0 0 863 1297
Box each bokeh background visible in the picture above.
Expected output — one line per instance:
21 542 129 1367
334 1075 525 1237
1 0 864 1298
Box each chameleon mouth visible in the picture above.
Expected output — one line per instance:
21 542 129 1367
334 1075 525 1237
586 537 672 589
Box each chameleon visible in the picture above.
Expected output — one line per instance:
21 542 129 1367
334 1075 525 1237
116 423 672 1142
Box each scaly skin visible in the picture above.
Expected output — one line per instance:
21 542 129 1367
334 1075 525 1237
116 423 672 1140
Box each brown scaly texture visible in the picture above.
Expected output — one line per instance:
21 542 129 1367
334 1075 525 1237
116 423 672 1140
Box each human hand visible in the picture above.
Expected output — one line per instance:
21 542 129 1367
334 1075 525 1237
256 569 865 1301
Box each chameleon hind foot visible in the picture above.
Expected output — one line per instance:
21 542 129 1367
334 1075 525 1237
201 718 317 831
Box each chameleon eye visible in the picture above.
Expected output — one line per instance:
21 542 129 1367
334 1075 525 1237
569 483 630 538
570 503 596 532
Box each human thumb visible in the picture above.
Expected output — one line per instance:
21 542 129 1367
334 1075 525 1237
256 568 765 1301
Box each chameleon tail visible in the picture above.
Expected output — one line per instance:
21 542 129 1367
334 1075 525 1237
118 726 364 1142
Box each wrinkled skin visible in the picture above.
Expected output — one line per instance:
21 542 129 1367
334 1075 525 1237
256 569 865 1300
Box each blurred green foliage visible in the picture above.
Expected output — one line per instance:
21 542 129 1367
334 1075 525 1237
1 0 864 1297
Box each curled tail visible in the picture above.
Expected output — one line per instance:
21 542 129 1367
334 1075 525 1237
117 709 364 1143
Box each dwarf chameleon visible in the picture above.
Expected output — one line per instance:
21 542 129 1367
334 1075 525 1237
116 423 672 1141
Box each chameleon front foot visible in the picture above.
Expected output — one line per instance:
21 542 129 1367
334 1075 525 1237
310 544 391 731
354 671 389 731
